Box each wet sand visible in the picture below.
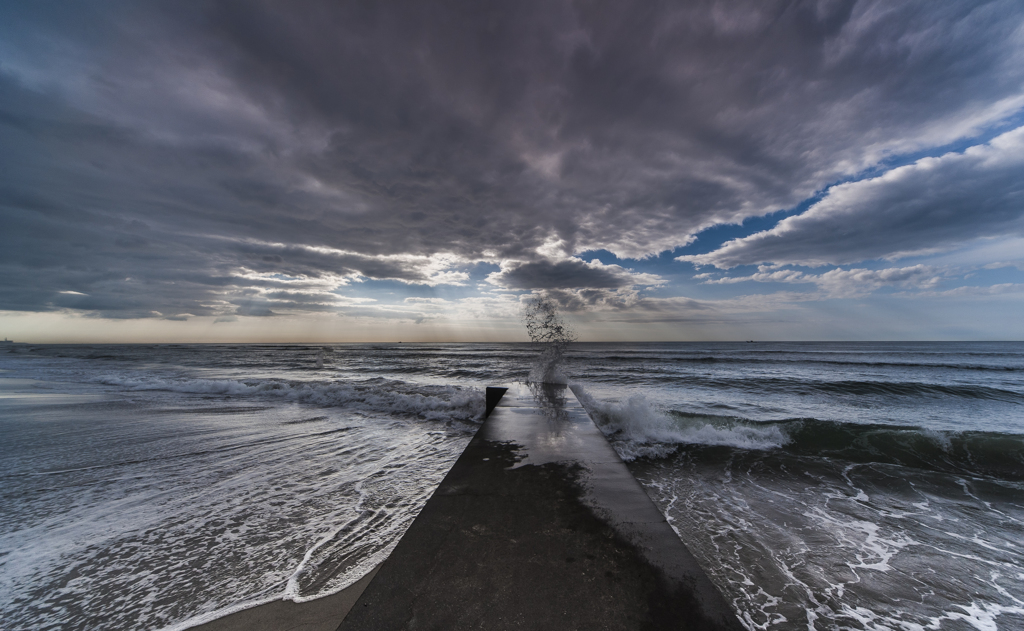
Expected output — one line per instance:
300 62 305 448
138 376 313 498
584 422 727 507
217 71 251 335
189 565 379 631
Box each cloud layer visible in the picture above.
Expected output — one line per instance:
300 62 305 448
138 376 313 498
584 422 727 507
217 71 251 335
1 0 1023 330
682 127 1024 268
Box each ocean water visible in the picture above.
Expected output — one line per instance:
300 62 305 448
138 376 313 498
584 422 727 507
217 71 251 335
1 342 1022 630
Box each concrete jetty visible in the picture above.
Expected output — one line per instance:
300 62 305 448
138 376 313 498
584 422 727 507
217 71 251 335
337 383 742 630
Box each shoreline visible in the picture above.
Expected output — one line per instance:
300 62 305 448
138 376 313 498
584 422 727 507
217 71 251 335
185 565 380 631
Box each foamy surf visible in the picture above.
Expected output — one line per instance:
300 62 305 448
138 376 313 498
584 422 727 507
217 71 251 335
572 384 790 460
92 374 485 425
1 364 479 631
3 341 1023 631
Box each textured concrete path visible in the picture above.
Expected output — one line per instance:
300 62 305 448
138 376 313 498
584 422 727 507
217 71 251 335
337 383 743 630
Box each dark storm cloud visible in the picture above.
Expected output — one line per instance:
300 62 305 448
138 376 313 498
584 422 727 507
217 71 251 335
487 257 664 312
1 0 1023 316
531 288 645 313
487 259 662 290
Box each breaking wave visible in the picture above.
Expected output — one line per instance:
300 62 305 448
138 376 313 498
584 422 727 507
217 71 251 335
573 386 1024 478
572 386 790 460
93 374 486 425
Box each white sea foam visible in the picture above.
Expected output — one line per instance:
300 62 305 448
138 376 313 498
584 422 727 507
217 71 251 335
5 342 1024 631
0 393 470 631
632 437 1024 631
572 385 789 460
93 374 485 424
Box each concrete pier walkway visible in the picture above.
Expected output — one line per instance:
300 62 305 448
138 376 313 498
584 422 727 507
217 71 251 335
337 383 742 630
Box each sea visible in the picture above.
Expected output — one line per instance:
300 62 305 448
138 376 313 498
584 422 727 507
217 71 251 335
1 341 1022 630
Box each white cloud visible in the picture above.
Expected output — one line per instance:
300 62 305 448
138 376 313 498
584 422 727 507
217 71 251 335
703 264 943 297
681 126 1024 269
901 282 1024 298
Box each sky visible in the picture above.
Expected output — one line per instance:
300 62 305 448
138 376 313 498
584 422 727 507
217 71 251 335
1 0 1023 343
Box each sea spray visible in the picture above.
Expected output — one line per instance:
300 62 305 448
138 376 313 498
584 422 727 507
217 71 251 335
522 297 576 384
573 385 790 460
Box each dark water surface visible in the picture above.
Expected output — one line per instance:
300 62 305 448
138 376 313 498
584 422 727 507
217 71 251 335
1 342 1022 629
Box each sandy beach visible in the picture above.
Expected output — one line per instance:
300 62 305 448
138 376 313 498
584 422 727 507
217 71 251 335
189 566 379 631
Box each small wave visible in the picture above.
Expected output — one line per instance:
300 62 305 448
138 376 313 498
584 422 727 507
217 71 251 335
571 385 789 461
774 418 1024 480
93 375 485 424
639 375 1024 402
281 416 330 425
806 379 1024 401
586 353 1022 371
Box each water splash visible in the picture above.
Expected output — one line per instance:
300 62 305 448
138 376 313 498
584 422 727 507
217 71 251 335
522 298 576 384
573 385 789 460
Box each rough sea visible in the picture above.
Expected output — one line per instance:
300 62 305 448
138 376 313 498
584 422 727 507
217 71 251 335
1 342 1022 630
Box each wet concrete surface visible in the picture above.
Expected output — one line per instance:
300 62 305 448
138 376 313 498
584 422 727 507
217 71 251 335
337 383 742 630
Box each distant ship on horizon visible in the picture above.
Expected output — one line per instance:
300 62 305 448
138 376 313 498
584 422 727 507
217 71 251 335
1 338 13 344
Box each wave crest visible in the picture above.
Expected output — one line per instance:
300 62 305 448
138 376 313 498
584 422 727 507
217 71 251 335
574 386 1024 479
94 375 486 425
572 385 790 461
